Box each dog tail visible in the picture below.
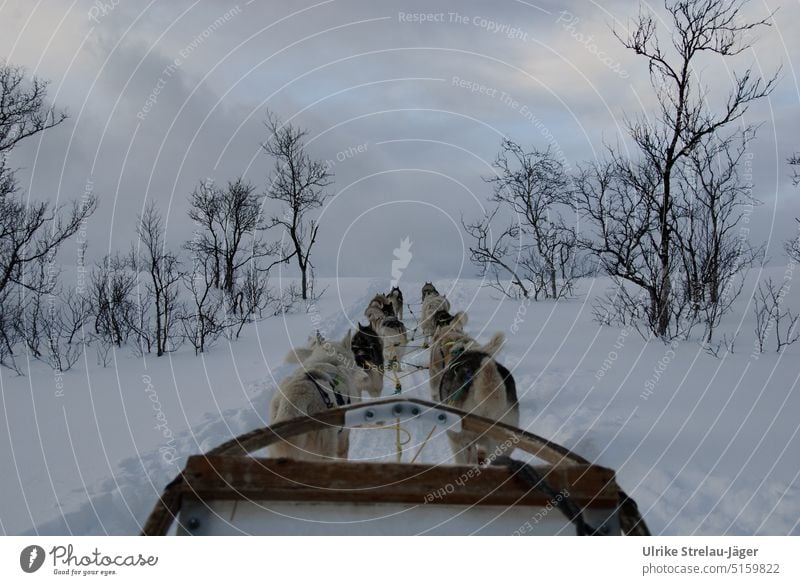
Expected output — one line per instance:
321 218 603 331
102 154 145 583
452 310 468 330
482 332 504 357
472 355 507 406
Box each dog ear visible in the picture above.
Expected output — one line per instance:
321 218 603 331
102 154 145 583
285 347 314 363
453 311 468 329
341 329 352 350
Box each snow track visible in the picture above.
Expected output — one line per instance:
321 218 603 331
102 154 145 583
1 277 797 535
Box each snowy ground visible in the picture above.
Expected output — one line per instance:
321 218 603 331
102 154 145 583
1 273 799 536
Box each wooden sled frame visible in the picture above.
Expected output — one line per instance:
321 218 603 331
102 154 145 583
142 397 649 536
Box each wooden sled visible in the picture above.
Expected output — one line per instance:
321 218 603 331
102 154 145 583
142 398 649 536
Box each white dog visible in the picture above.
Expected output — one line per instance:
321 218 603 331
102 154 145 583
365 294 408 363
420 288 451 341
269 331 367 461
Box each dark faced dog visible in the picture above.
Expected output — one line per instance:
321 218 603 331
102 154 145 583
352 323 384 398
387 286 404 321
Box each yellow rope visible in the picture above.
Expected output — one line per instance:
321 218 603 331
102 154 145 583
376 321 435 461
402 343 430 354
395 417 403 462
394 368 422 382
409 424 437 464
361 422 411 442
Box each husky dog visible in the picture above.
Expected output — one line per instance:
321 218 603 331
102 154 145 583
269 331 367 461
387 286 404 321
365 294 407 362
431 308 456 332
365 293 395 326
378 315 408 361
428 311 470 393
429 316 519 465
420 290 451 340
351 323 384 398
421 281 438 301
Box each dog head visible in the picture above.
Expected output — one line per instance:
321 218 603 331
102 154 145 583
432 310 467 341
421 282 438 300
352 323 383 366
320 331 369 382
367 293 394 316
356 322 376 335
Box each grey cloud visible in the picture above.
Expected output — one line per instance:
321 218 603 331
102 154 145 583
1 0 797 278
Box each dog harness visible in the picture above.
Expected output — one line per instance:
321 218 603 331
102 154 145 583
306 373 350 409
437 349 518 407
438 349 480 405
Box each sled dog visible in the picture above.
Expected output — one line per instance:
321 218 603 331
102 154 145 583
365 293 395 327
387 286 404 321
352 323 384 398
269 331 366 461
420 288 451 339
421 281 438 301
429 315 519 465
365 294 407 361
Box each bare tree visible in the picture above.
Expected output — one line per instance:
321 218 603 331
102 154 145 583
130 284 154 356
574 156 677 334
39 289 88 372
262 111 331 301
0 286 23 373
0 62 96 371
13 258 88 371
16 259 50 360
464 140 586 300
0 63 96 298
786 219 800 264
786 156 800 263
0 190 95 297
592 284 649 337
0 63 97 372
60 288 92 346
490 140 581 299
463 208 530 299
89 253 137 348
753 278 800 353
789 153 800 187
186 177 281 292
226 262 275 338
673 132 761 342
132 202 183 356
271 282 300 315
0 63 67 155
181 255 225 355
579 0 777 337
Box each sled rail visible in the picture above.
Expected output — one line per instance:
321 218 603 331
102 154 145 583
141 398 647 536
207 397 588 463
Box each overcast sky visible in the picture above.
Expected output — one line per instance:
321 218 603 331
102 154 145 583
2 0 798 282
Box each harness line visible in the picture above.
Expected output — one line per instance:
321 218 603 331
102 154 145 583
409 424 437 464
